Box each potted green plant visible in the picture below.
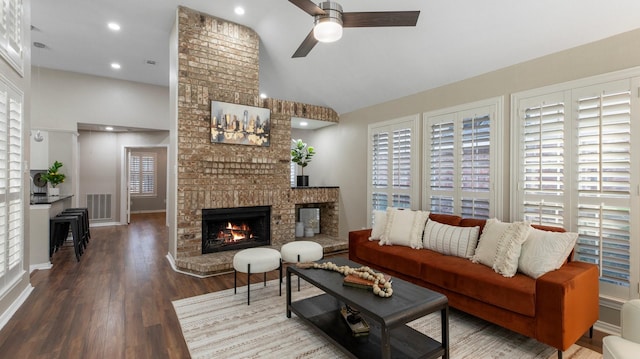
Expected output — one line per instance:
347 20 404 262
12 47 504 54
41 160 66 196
291 139 315 187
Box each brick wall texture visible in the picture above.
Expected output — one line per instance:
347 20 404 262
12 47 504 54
176 7 339 258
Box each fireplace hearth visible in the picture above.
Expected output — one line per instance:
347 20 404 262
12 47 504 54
202 206 270 254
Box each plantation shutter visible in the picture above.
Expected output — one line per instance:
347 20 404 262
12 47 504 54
574 84 632 297
371 131 389 211
392 128 411 207
0 79 23 293
129 152 157 196
0 0 23 73
514 78 637 301
460 113 491 218
517 93 567 226
429 119 455 214
426 102 498 218
368 116 419 224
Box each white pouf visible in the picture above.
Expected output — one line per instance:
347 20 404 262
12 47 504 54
280 241 323 263
233 247 282 305
281 241 323 292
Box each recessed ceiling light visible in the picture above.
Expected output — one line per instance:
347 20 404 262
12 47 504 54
111 63 121 69
260 93 267 99
105 126 114 131
234 6 245 15
300 121 308 127
108 22 121 31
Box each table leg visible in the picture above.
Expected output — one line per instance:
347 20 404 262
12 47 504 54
381 324 391 359
441 305 449 359
286 269 292 318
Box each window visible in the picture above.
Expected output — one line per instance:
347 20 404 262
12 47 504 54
367 115 419 225
0 75 23 294
0 0 23 75
129 152 157 197
512 71 640 301
423 97 504 219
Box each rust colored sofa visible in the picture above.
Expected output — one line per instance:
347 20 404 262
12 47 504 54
348 213 599 357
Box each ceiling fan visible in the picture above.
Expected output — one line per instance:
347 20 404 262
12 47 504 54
289 0 420 58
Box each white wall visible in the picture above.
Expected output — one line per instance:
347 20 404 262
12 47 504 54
77 130 169 224
31 67 169 131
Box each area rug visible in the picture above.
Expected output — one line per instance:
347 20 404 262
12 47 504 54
172 280 602 359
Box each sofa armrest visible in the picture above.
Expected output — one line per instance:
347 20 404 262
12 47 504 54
349 229 372 261
535 261 599 351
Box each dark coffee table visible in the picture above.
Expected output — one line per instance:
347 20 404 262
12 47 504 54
286 257 449 359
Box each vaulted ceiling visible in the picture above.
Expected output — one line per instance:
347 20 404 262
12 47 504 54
31 0 640 115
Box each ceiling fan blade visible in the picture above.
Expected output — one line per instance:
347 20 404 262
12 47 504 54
342 11 420 27
292 29 319 58
289 0 325 16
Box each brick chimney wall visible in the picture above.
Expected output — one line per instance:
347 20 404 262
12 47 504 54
176 7 339 259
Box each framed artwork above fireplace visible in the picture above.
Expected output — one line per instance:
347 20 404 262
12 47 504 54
210 100 271 146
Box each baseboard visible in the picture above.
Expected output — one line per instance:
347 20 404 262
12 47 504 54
29 262 52 273
131 210 166 214
594 320 620 336
0 283 34 331
90 221 123 228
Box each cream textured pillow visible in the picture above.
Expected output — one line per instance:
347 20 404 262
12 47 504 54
518 228 577 278
423 219 480 258
379 208 429 248
369 210 387 241
471 218 531 277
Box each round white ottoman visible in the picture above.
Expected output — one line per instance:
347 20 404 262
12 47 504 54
233 248 282 305
281 241 323 263
281 241 323 291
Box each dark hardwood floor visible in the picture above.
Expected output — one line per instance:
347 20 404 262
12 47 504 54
0 212 604 358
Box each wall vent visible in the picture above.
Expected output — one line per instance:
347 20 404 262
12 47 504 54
87 194 112 221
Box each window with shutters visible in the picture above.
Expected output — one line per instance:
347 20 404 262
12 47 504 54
129 152 157 197
367 115 419 225
0 0 23 75
512 72 640 301
0 75 23 295
423 97 504 219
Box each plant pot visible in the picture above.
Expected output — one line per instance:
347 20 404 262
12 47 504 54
296 175 309 187
48 187 60 196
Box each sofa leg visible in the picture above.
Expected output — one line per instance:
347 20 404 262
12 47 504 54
589 326 593 338
557 350 562 359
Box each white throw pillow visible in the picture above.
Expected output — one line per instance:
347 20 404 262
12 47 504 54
518 227 578 278
423 219 480 258
369 210 387 241
471 218 531 277
379 208 429 248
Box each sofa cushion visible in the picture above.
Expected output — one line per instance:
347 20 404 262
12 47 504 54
423 219 480 258
421 253 536 317
379 208 429 248
369 210 387 241
518 228 578 278
472 218 530 277
354 240 425 278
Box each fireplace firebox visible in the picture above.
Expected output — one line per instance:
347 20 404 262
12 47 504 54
202 206 271 254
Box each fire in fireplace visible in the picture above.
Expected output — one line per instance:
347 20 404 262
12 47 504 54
202 206 270 254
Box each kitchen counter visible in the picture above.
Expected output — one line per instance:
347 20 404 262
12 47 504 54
30 194 73 205
29 194 74 271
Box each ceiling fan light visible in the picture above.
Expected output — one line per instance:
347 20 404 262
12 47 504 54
314 19 342 43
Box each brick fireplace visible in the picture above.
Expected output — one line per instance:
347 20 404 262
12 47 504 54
172 7 342 275
202 206 271 254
